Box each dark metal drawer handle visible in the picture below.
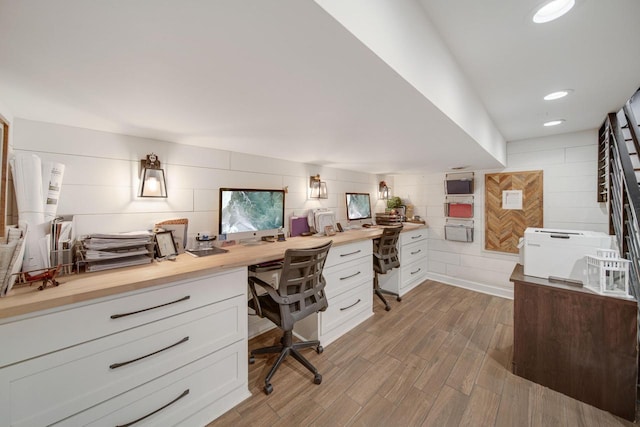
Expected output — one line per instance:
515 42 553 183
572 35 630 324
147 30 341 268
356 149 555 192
340 299 361 311
411 234 423 239
110 296 191 319
110 336 189 369
410 249 422 255
115 389 190 427
410 268 422 275
340 249 362 257
340 271 361 280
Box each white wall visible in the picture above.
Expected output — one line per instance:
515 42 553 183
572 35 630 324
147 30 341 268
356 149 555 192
393 129 606 299
11 118 384 245
10 118 607 300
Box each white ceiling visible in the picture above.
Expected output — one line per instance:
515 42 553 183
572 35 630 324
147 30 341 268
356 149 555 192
0 0 638 175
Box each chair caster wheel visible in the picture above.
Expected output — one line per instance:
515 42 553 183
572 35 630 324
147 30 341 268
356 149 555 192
385 306 391 311
249 356 255 364
396 296 402 302
264 383 273 395
314 374 322 385
316 345 323 354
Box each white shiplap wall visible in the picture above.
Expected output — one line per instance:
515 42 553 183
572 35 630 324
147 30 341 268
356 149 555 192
11 118 382 245
392 129 607 299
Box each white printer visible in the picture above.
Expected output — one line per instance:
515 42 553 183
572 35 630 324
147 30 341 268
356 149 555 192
521 227 613 283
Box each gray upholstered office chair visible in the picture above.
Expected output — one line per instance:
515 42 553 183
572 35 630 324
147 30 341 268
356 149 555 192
372 225 403 311
247 240 332 395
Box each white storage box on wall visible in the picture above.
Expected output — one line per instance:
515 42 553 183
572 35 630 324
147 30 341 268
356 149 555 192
521 228 613 283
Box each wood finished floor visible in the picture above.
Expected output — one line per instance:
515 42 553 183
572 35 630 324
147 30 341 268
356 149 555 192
209 281 636 427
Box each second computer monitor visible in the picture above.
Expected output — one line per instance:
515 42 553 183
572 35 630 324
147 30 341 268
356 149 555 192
346 192 372 221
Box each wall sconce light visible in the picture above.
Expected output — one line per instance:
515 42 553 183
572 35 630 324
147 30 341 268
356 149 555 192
379 181 390 200
309 174 328 199
139 153 167 198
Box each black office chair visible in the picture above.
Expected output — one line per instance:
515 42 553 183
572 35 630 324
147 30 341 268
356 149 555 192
247 240 332 395
372 225 403 311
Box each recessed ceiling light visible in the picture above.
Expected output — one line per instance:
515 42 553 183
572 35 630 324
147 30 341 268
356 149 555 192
543 119 565 127
544 90 572 101
533 0 575 23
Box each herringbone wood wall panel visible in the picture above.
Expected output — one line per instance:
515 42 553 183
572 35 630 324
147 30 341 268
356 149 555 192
485 170 543 253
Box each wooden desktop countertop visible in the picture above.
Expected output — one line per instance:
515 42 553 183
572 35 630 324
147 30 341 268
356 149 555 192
0 223 426 320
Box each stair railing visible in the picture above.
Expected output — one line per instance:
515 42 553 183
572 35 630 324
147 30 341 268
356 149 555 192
606 108 640 300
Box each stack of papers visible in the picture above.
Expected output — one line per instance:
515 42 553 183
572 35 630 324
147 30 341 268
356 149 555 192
81 231 153 272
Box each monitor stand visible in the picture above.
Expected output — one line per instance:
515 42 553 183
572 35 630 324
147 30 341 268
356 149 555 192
240 238 266 246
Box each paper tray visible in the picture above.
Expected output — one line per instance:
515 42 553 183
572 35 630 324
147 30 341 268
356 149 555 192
445 224 474 242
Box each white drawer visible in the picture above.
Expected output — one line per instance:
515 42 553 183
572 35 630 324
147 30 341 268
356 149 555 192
400 228 427 246
3 295 246 427
401 239 428 265
325 240 372 268
321 282 371 337
324 257 373 299
0 267 247 368
56 340 247 427
400 257 428 290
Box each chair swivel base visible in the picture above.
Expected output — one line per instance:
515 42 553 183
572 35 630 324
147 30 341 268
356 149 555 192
249 330 323 395
373 274 401 311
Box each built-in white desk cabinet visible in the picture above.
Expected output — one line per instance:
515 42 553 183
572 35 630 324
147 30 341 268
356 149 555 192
0 268 250 427
378 228 428 298
295 239 374 346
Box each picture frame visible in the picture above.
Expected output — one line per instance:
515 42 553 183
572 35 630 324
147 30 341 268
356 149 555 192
324 225 336 236
155 218 188 253
155 230 178 258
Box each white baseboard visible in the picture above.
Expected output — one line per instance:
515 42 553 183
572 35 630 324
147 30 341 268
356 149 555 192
426 273 514 300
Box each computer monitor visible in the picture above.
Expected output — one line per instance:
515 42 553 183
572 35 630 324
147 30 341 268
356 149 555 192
219 188 285 244
346 192 372 221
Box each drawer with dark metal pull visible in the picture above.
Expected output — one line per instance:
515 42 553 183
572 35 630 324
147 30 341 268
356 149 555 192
4 295 245 427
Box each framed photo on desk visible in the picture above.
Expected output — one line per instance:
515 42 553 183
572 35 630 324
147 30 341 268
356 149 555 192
155 231 178 258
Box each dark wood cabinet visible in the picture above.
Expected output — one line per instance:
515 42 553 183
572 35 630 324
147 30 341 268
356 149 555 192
511 264 637 421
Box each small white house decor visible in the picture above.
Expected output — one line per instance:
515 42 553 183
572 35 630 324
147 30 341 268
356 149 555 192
586 249 631 297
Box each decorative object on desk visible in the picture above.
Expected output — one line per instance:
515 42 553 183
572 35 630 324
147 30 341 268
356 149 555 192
324 225 336 236
13 264 62 291
309 174 328 199
155 230 178 259
378 181 390 200
586 249 631 297
155 218 188 252
138 153 167 198
386 196 403 211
